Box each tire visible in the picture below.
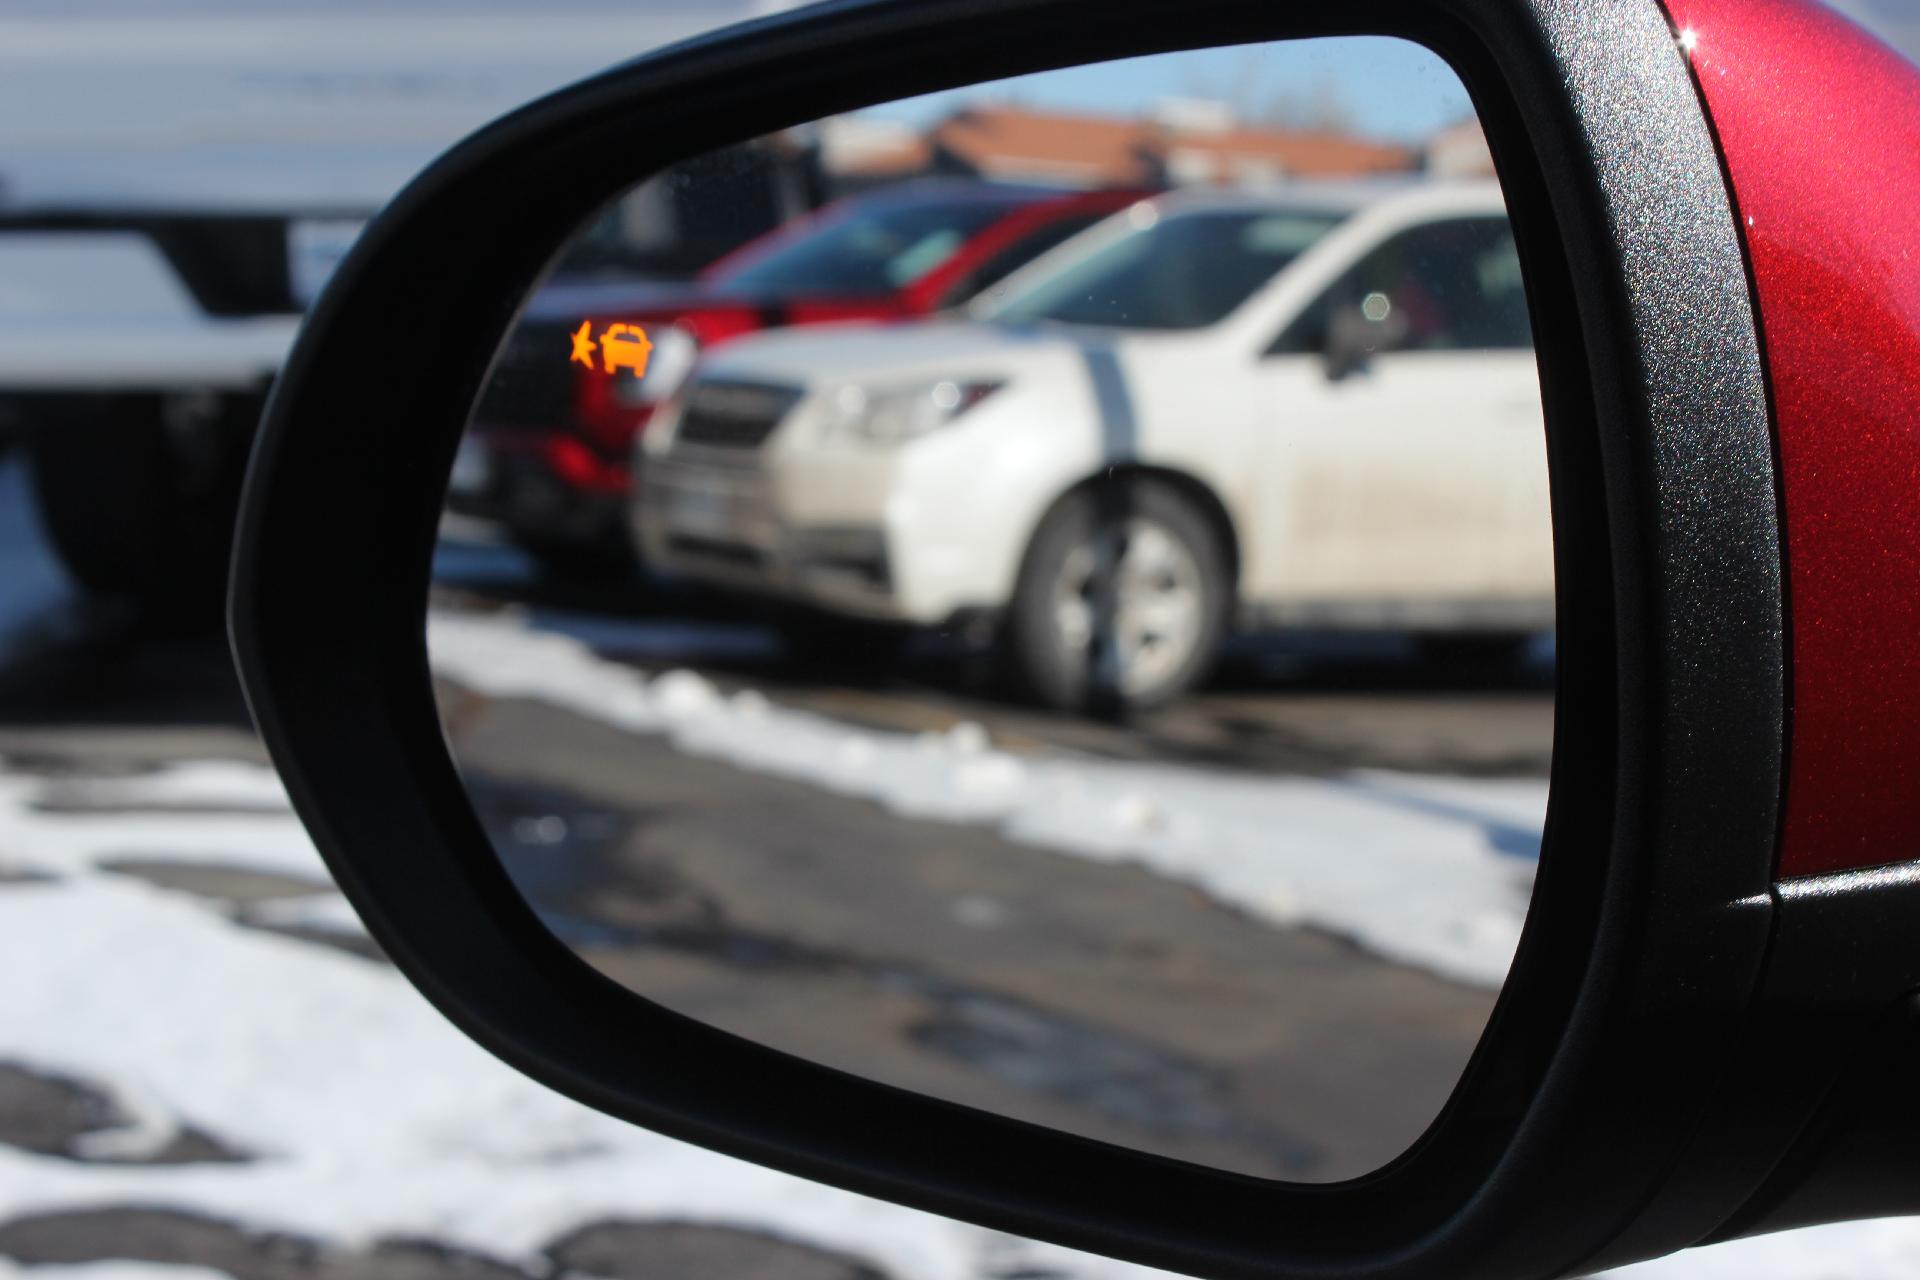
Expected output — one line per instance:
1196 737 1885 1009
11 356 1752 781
26 395 247 613
1004 479 1229 714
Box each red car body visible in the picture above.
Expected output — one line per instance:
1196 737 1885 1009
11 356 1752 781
464 181 1149 561
1663 0 1920 877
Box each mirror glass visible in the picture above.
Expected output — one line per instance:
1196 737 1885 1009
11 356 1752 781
430 36 1552 1184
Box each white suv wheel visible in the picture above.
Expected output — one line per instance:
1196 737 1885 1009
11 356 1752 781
1051 517 1207 699
1006 479 1229 714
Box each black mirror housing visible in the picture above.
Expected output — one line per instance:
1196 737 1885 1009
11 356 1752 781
225 1 1865 1276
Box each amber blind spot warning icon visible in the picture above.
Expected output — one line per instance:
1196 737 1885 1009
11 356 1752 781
568 320 653 378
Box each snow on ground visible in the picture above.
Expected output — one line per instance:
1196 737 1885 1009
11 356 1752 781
0 708 1918 1277
0 760 1162 1280
1607 1218 1920 1280
0 764 320 884
0 1265 230 1280
428 608 1543 989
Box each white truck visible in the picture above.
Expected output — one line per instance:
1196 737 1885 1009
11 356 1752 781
0 0 758 607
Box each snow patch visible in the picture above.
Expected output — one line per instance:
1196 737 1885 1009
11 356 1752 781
244 892 371 939
1609 1217 1920 1280
0 1264 234 1280
0 768 324 883
37 759 293 815
0 759 1162 1280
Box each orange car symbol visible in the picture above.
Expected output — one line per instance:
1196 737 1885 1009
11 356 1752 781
599 323 653 378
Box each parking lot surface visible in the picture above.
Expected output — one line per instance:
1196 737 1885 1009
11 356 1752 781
1 464 1904 1279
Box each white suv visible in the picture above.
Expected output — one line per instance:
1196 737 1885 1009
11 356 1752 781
633 181 1551 711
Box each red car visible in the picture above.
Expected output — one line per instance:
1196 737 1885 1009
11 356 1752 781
460 179 1149 569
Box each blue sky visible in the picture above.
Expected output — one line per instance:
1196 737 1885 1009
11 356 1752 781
860 37 1476 144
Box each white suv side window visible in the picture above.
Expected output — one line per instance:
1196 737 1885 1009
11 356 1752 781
1268 216 1533 356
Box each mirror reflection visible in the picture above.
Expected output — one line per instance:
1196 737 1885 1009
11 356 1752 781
431 36 1551 1183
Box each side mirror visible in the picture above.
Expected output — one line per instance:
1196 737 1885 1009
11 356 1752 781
1321 293 1411 382
226 1 1920 1278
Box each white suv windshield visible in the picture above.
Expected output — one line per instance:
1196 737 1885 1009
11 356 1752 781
985 205 1344 330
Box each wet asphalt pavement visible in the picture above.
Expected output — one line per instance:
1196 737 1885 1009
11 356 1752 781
429 529 1551 1183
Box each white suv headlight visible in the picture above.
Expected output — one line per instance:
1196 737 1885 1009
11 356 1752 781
823 378 1004 444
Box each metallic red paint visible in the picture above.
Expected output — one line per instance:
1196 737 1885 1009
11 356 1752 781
1663 0 1920 877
